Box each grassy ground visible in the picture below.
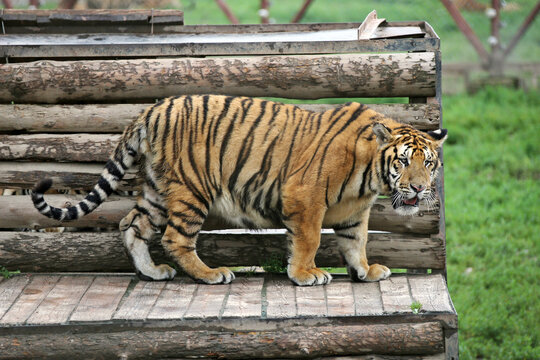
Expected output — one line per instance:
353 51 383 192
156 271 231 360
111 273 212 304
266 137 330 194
444 87 539 359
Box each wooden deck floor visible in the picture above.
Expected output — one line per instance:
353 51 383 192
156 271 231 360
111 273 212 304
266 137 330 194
0 273 457 359
0 273 454 325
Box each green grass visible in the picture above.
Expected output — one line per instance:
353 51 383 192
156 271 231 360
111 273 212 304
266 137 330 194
444 87 540 359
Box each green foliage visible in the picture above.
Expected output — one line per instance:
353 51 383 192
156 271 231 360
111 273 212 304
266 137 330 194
261 254 287 274
411 301 423 314
0 266 21 279
444 87 540 359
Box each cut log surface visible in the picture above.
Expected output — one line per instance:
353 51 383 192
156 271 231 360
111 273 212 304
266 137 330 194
0 53 436 103
0 103 441 134
0 274 455 359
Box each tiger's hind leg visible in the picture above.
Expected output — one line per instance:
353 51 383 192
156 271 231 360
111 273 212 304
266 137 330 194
120 184 176 281
161 187 235 285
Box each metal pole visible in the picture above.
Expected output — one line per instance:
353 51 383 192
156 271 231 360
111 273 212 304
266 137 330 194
504 1 540 59
440 0 490 65
214 0 240 25
260 0 270 24
2 0 13 9
291 0 314 23
489 0 503 75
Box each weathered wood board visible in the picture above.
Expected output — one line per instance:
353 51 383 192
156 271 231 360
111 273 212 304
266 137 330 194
0 274 455 359
0 194 440 234
0 9 184 34
0 103 441 133
0 53 436 103
0 230 445 272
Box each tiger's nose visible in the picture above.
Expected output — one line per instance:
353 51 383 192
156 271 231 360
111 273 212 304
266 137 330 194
411 184 425 193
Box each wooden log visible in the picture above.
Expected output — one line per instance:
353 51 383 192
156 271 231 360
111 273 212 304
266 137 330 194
0 103 441 133
0 9 184 34
0 53 436 104
0 194 440 235
0 134 120 162
0 162 139 191
0 322 443 358
0 105 441 161
0 230 445 272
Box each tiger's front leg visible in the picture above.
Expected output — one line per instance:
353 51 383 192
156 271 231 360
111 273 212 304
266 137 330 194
119 185 176 281
283 196 332 286
336 208 391 282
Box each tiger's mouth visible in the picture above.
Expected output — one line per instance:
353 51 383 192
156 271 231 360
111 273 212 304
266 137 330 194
392 192 421 215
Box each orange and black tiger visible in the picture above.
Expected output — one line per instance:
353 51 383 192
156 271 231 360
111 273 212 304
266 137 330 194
31 95 447 286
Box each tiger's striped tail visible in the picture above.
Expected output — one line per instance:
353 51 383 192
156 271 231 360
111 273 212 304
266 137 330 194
31 122 143 221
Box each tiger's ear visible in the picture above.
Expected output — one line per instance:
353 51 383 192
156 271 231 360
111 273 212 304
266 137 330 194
373 123 394 146
427 129 448 148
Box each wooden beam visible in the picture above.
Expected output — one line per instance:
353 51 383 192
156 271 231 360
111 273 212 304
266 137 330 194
0 321 444 358
0 53 436 103
0 103 441 134
0 230 445 271
0 194 440 235
1 30 429 60
0 9 184 34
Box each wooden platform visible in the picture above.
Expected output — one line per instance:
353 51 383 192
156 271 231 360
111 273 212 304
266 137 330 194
0 273 456 359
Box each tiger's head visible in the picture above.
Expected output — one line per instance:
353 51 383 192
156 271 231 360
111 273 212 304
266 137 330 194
373 123 447 216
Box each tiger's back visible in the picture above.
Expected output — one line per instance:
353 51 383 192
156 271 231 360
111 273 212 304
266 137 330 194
143 95 377 230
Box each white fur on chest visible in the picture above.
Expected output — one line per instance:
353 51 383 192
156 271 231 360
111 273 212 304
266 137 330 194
210 192 274 229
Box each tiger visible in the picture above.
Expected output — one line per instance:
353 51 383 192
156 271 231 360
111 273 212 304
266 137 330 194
31 95 447 286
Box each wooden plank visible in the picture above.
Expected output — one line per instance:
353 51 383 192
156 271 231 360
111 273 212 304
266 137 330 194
352 281 384 316
408 274 454 313
380 276 413 314
0 231 446 273
0 194 135 230
1 37 437 60
222 277 264 318
0 322 444 358
325 278 356 317
264 278 296 319
1 9 184 35
0 53 436 104
358 10 386 40
0 275 30 319
0 103 441 133
1 275 60 325
147 280 197 320
0 193 440 235
0 20 430 35
0 22 437 57
113 280 165 320
0 162 139 191
296 285 327 317
26 275 93 325
0 134 121 163
183 284 229 319
0 9 184 22
70 276 131 322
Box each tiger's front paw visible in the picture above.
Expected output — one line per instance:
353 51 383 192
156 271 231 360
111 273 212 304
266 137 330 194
193 267 235 285
137 264 177 281
348 263 391 282
288 265 332 286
